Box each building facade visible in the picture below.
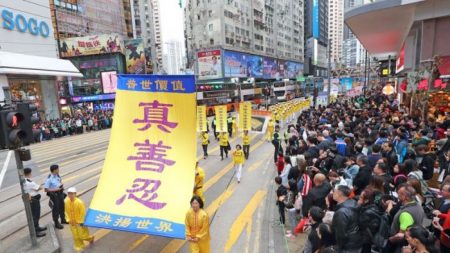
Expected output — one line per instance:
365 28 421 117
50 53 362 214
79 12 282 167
304 0 329 77
163 40 184 74
342 0 367 68
0 0 81 119
184 0 304 73
328 0 344 64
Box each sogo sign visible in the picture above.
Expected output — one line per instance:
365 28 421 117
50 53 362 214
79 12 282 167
1 8 50 38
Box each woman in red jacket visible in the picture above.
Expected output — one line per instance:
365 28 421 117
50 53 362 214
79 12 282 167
432 209 450 252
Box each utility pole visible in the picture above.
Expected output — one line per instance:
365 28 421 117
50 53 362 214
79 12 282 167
327 38 332 105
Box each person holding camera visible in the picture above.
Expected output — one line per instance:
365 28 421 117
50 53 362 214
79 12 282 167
44 164 67 229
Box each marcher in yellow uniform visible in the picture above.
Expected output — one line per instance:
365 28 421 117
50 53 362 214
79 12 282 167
266 119 275 141
201 131 209 159
64 187 94 252
185 196 210 253
219 132 229 160
194 162 206 203
242 130 250 159
232 117 237 135
232 144 245 183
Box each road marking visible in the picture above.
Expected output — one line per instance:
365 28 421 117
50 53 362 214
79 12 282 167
0 151 12 190
195 134 240 161
224 190 267 253
244 218 253 253
159 182 238 253
247 160 263 172
39 152 104 173
63 166 101 183
127 235 149 253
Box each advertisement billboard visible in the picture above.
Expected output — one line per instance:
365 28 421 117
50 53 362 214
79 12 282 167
312 0 319 38
124 39 146 74
246 55 263 78
340 77 353 91
287 62 304 79
278 59 288 79
197 50 223 80
60 33 123 57
263 57 278 79
224 50 248 77
101 71 118 93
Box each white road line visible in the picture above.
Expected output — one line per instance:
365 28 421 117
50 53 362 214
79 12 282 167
0 151 12 190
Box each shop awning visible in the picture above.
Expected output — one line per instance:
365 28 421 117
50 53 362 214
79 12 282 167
0 51 83 77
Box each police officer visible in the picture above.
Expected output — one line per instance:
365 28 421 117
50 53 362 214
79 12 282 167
23 168 47 237
272 125 283 163
211 118 218 140
227 113 233 137
44 164 67 229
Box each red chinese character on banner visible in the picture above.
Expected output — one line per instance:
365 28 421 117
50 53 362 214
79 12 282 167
86 41 93 48
127 140 175 172
116 178 166 210
133 101 178 133
93 40 100 46
78 41 86 47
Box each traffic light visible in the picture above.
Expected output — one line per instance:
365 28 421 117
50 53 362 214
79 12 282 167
17 103 40 145
0 110 26 149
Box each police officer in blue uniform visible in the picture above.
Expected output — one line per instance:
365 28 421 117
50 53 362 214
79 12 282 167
44 164 67 229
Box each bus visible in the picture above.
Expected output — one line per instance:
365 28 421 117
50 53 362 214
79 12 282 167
272 80 299 101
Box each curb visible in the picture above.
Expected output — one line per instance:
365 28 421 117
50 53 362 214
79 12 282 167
47 223 61 253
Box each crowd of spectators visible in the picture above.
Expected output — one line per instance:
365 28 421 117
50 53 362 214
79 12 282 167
272 88 450 253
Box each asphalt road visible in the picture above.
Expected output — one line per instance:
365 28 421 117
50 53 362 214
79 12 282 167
0 128 305 253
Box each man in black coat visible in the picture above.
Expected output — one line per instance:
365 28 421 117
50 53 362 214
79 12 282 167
332 185 363 253
353 155 372 196
302 173 332 216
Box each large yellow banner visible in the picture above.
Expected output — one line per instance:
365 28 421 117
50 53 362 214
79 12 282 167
215 105 228 132
196 105 207 132
84 75 196 239
239 102 252 131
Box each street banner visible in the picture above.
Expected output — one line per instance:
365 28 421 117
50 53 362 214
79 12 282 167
239 102 252 131
196 105 207 132
124 39 146 74
215 105 227 132
84 75 196 239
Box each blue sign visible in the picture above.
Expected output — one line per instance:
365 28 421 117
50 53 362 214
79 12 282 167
1 8 50 38
312 0 319 38
340 77 353 91
71 94 116 103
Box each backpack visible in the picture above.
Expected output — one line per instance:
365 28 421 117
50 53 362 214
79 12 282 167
364 210 390 249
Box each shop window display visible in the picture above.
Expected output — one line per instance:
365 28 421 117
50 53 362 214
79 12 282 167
9 79 43 105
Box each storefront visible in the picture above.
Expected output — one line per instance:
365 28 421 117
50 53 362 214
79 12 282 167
0 2 82 119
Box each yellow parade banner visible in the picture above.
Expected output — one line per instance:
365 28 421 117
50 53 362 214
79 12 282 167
196 105 207 132
215 105 228 132
239 102 252 131
84 75 196 239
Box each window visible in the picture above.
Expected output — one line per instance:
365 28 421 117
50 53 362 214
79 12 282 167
209 10 212 17
197 15 201 20
210 39 214 45
208 24 213 31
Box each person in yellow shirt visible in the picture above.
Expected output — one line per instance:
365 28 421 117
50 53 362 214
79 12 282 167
242 130 250 159
232 117 237 135
232 144 245 183
201 131 209 159
64 187 94 252
185 196 210 253
219 131 229 160
194 162 206 204
266 118 275 141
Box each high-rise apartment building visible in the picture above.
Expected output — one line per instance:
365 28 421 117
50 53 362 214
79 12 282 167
342 0 368 68
163 40 184 74
304 0 329 77
328 0 344 64
184 0 304 70
130 0 163 72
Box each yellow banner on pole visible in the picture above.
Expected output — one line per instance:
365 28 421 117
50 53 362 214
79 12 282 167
196 105 207 132
239 102 252 131
84 75 196 239
215 105 228 132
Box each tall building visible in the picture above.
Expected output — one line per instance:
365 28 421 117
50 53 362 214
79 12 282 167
163 40 184 74
184 0 304 71
342 0 367 68
304 0 329 77
50 0 128 39
328 0 344 64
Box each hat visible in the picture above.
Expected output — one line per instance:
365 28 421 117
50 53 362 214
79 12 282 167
67 187 77 193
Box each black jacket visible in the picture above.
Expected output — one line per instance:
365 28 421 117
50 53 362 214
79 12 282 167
353 166 372 196
383 149 398 174
302 182 332 216
359 203 384 246
332 199 362 250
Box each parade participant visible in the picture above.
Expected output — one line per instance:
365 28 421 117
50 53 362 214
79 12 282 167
232 117 237 136
44 164 67 229
242 130 250 159
211 118 218 141
201 131 209 159
23 168 46 237
194 162 206 203
232 144 245 183
266 118 275 142
227 113 233 137
65 187 94 252
219 131 229 160
185 196 210 253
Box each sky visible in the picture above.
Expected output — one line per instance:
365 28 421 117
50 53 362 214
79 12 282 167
159 0 185 45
